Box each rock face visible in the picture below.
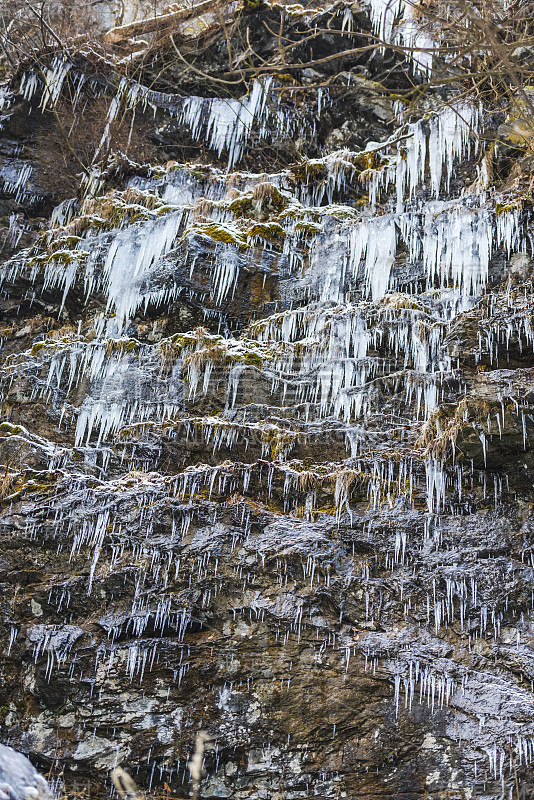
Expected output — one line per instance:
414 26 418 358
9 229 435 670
1 1 534 799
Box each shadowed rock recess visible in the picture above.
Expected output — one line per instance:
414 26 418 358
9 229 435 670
2 0 534 798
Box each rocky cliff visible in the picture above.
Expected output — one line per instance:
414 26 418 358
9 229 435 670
0 1 534 798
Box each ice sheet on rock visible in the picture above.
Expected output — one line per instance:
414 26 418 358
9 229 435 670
248 300 446 376
130 164 287 207
368 0 435 74
71 344 183 446
53 207 268 334
146 172 219 207
366 101 480 209
296 150 359 208
27 624 84 681
179 78 275 168
360 215 397 301
110 76 279 169
368 0 404 45
19 70 40 102
427 103 480 197
0 86 14 111
396 12 434 76
83 209 187 334
222 297 452 426
425 457 446 513
39 57 72 111
74 354 183 447
0 161 34 204
421 202 491 299
305 196 518 309
0 336 184 448
50 198 79 227
212 246 241 305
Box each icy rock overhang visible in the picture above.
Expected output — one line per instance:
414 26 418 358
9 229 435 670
3 0 534 798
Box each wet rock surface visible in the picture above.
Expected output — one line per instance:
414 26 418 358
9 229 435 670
0 1 534 799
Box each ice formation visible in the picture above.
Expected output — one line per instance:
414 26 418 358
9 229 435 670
3 19 534 794
98 76 281 171
368 0 435 74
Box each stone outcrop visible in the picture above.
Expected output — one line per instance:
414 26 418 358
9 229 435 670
0 2 534 799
